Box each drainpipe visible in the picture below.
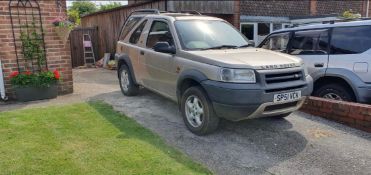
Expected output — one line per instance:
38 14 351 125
0 60 8 101
367 0 370 17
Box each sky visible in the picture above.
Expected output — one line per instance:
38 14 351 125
66 0 128 7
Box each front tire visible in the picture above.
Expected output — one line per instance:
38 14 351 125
313 83 355 102
119 64 139 96
181 86 219 135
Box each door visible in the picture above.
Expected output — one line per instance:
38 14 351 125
139 20 177 97
288 29 330 77
328 25 371 83
241 23 257 46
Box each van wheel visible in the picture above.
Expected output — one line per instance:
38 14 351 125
181 86 219 135
313 83 355 102
119 64 139 96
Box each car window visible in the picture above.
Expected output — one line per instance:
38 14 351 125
290 29 329 55
330 25 371 54
261 32 290 52
119 17 142 41
175 20 248 50
146 21 174 48
129 20 147 44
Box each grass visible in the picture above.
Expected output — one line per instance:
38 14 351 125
0 102 211 175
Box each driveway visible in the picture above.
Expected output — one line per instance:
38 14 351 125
3 68 371 175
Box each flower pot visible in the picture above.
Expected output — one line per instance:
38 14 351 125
55 26 71 44
14 84 58 102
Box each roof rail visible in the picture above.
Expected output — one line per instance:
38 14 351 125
131 9 161 15
180 10 202 15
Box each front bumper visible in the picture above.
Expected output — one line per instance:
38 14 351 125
357 84 371 104
201 75 313 121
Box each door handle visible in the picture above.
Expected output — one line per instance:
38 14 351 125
314 63 324 67
140 50 145 55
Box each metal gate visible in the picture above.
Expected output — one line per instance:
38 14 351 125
69 27 99 68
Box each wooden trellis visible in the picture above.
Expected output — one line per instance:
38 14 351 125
8 0 47 72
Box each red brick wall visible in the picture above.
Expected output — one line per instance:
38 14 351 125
301 97 371 133
0 0 73 97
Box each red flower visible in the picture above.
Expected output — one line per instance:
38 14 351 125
53 70 60 80
9 71 19 78
24 71 32 75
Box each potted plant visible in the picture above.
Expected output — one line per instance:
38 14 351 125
9 70 60 102
52 17 74 44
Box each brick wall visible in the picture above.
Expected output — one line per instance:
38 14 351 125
301 97 371 133
240 0 366 17
0 0 73 98
316 0 364 16
240 0 311 17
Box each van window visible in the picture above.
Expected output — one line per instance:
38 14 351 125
261 32 290 52
330 26 371 54
290 29 329 55
119 17 142 41
146 21 174 48
129 20 147 44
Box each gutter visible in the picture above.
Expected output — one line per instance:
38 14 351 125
367 0 370 18
0 60 8 101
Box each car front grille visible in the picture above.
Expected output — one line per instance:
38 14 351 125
265 71 303 84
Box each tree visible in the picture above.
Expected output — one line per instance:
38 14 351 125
69 1 97 16
99 2 122 11
67 9 81 25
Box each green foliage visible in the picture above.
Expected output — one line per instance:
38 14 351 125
19 22 46 71
10 71 59 88
68 1 97 16
341 9 361 19
67 9 81 25
99 2 122 11
0 102 211 174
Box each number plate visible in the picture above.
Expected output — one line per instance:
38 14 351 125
274 91 301 103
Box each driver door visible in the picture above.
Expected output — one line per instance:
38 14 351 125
139 19 177 98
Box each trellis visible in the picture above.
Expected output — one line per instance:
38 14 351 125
9 0 47 72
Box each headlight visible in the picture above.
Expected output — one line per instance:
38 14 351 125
220 68 256 83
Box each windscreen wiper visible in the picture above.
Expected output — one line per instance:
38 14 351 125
201 45 238 50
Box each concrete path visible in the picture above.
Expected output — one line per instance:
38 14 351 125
1 68 371 175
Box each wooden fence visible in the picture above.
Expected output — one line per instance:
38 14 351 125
81 1 167 59
69 27 99 68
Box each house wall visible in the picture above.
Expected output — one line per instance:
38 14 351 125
240 0 367 17
0 0 73 98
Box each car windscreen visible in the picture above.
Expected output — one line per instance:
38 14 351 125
174 20 248 50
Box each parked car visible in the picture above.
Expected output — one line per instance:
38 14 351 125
259 20 371 104
116 10 313 135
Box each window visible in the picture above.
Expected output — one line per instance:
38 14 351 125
146 21 174 48
119 17 142 40
241 24 254 40
261 32 290 52
330 26 371 54
290 29 329 55
129 20 147 44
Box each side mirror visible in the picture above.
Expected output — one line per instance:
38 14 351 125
248 40 256 47
153 42 176 54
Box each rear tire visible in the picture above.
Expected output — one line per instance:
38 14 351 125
181 86 219 135
119 64 139 96
313 83 355 102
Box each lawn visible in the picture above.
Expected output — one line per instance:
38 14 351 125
0 102 211 175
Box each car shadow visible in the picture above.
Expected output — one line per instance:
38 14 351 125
89 89 308 175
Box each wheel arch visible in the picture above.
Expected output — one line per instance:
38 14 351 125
176 69 209 103
314 75 357 101
115 53 137 84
